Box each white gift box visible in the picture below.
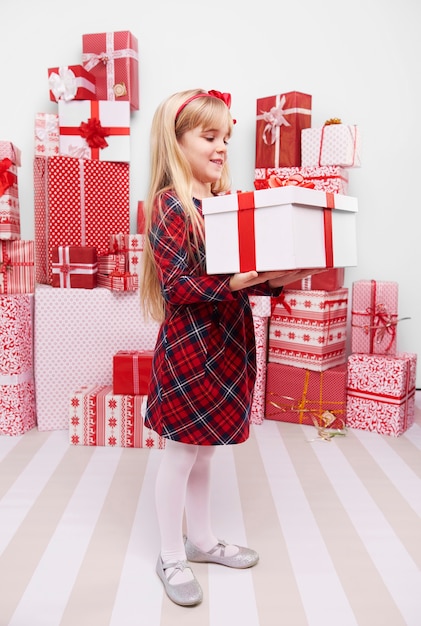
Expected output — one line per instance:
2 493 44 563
301 124 361 168
202 187 358 274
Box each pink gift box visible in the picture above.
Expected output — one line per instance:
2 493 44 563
0 240 35 294
202 187 358 274
113 350 154 395
268 288 348 371
250 315 269 425
254 165 349 194
284 268 345 292
301 124 361 168
48 64 96 102
0 294 36 435
34 113 60 157
265 361 347 428
33 156 130 285
255 91 312 168
82 30 139 111
52 245 98 289
351 279 399 355
69 384 164 448
346 352 417 436
34 285 160 431
0 141 21 240
58 99 130 162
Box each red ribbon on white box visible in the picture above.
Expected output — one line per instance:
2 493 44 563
52 246 97 288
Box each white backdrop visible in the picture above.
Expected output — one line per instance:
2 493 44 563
2 0 420 386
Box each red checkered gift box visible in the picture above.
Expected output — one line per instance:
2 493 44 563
52 245 98 289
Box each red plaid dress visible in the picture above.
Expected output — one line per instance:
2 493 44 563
144 192 278 445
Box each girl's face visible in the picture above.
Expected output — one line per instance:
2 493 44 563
178 123 230 197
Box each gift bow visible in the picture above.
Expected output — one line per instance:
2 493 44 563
35 115 58 141
78 117 110 149
261 95 291 145
267 173 315 189
48 67 78 102
0 158 14 196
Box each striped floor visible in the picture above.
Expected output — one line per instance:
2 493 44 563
0 393 420 626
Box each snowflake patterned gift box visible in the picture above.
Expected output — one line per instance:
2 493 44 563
268 288 348 371
82 30 139 111
48 64 96 103
34 113 60 157
255 92 312 169
202 187 358 275
123 233 145 288
69 384 164 448
33 155 130 285
254 165 349 195
346 352 417 436
0 294 36 435
113 350 154 396
301 123 361 168
0 240 35 294
51 245 98 289
0 141 21 240
58 100 130 162
265 361 347 429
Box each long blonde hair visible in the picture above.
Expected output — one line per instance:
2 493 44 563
140 89 235 322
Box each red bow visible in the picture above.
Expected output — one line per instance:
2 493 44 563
78 117 110 149
0 158 14 196
208 90 232 109
268 173 315 189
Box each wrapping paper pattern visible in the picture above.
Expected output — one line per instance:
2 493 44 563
69 384 164 448
346 353 417 436
254 165 349 194
250 316 269 425
0 294 36 435
301 124 361 168
265 361 347 428
351 280 399 355
34 285 160 431
33 156 130 285
34 113 60 157
124 234 145 289
0 240 35 294
0 142 21 240
249 295 271 318
268 288 348 371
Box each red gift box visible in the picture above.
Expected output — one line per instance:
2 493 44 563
97 271 138 291
0 141 21 240
48 65 96 102
0 240 35 294
113 350 154 395
346 352 417 436
255 91 312 169
82 31 139 111
52 245 98 289
34 156 130 285
265 361 347 428
97 252 127 275
284 268 345 291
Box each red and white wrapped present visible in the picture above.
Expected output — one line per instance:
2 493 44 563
301 123 361 168
254 165 349 195
97 271 138 291
124 233 145 287
284 268 345 292
0 141 21 240
0 294 36 435
33 155 130 285
0 240 35 294
265 361 347 428
34 113 60 157
58 100 130 162
69 384 164 448
34 284 160 431
82 30 139 111
113 349 154 395
255 92 311 168
346 352 417 436
52 245 98 289
98 252 127 275
351 280 399 355
268 288 348 371
48 65 96 102
202 187 358 274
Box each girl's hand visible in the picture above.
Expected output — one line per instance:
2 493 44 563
229 268 327 291
267 268 327 288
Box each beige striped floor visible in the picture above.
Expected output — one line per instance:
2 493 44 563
0 393 420 626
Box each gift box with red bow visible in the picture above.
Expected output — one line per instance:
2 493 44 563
202 187 358 274
254 165 349 195
255 92 312 169
58 100 130 162
301 123 361 168
51 245 98 289
0 141 21 240
82 31 139 111
34 113 60 157
0 240 35 294
113 350 154 395
48 65 96 103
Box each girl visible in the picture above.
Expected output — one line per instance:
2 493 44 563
140 88 319 606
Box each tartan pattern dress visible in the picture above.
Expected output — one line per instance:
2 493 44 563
144 192 278 445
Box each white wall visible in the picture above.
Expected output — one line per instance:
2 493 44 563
2 0 420 386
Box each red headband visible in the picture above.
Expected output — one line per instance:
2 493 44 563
175 90 236 123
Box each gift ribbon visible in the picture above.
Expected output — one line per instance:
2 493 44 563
52 246 97 288
0 368 33 386
35 115 59 142
0 158 15 196
237 192 256 272
48 66 96 102
319 124 358 167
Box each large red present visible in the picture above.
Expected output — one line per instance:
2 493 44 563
58 100 130 162
82 31 139 111
301 123 361 168
0 240 35 294
0 141 21 240
113 350 154 395
351 279 399 355
48 64 96 102
51 245 98 289
255 92 311 169
0 294 36 435
284 268 345 291
34 113 60 157
346 352 417 436
265 361 347 428
33 156 130 285
69 384 164 448
268 288 348 371
254 165 349 194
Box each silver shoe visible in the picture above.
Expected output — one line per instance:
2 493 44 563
156 556 203 606
184 537 259 569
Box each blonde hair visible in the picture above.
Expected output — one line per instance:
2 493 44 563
140 89 235 322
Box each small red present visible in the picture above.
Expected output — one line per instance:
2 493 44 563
97 252 127 275
97 271 138 291
113 350 154 395
0 240 35 294
52 246 98 289
48 64 96 102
